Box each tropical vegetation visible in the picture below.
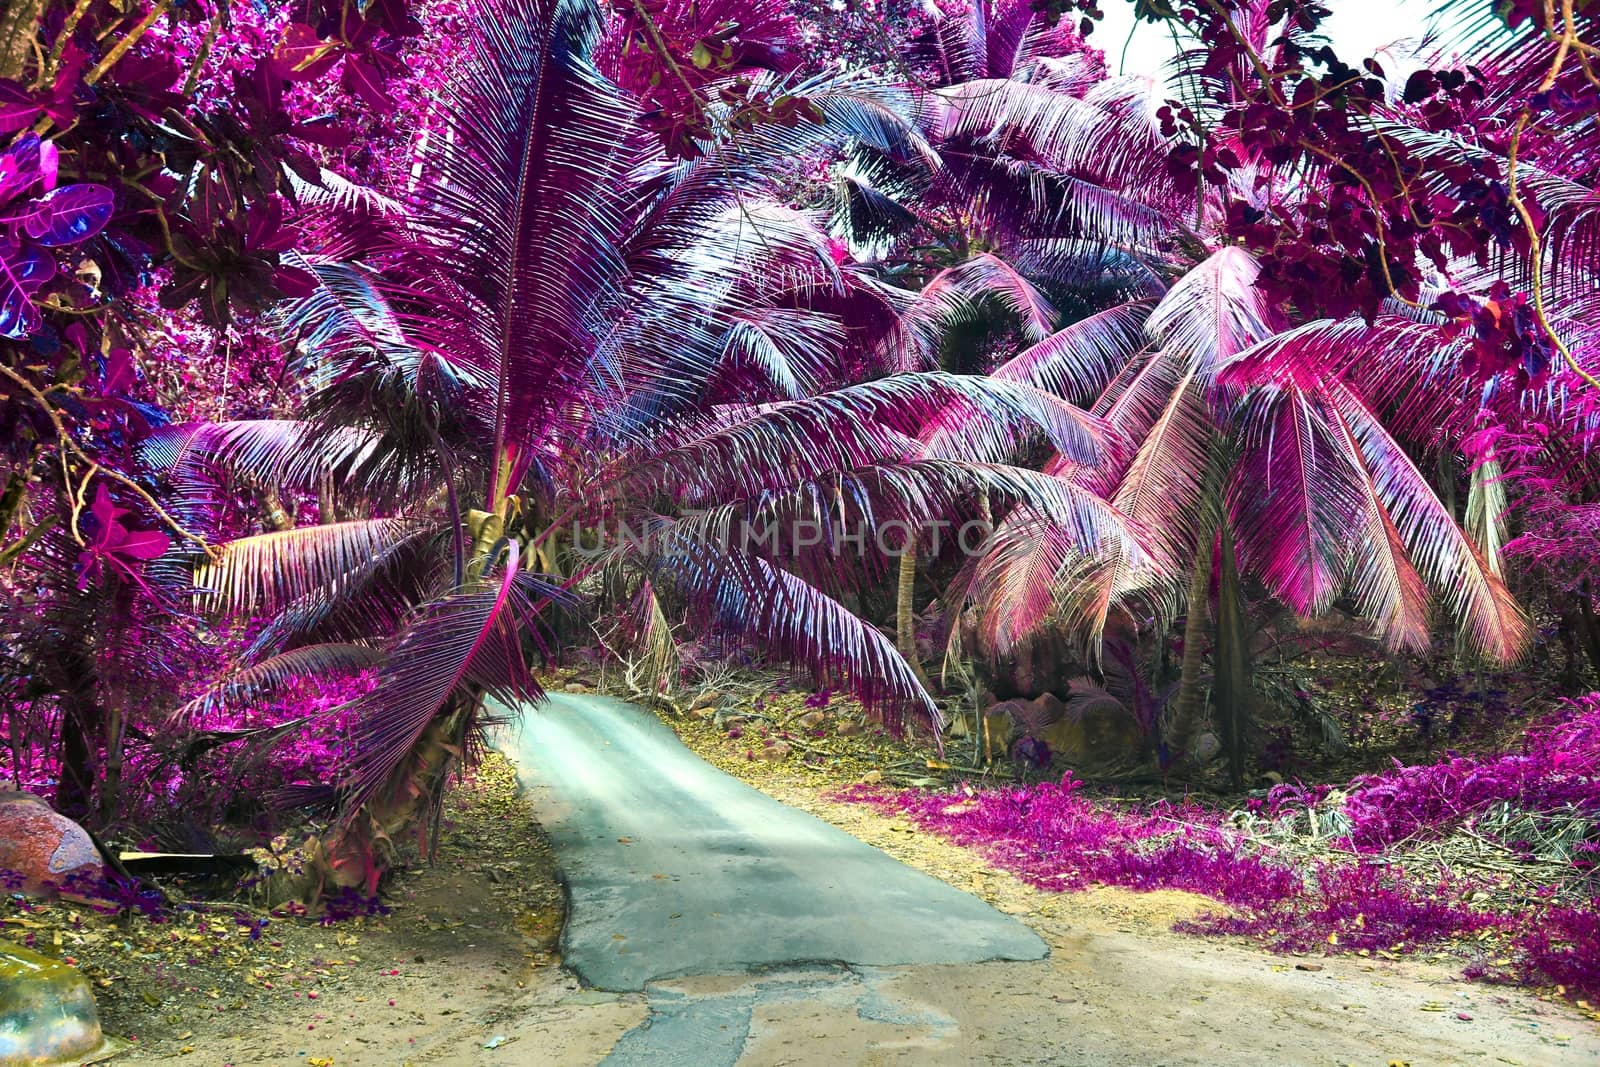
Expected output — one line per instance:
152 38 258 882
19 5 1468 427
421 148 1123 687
1 0 1597 948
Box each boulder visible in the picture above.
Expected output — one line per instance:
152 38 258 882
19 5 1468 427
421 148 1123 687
0 940 115 1065
1027 691 1066 725
1036 696 1145 772
712 707 748 731
0 794 103 896
1193 732 1222 765
689 689 724 711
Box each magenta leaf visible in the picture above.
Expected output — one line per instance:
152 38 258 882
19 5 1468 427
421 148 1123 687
275 23 341 82
0 81 39 134
76 484 171 593
340 56 394 113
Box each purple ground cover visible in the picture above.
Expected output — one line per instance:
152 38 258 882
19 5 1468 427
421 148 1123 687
836 699 1600 999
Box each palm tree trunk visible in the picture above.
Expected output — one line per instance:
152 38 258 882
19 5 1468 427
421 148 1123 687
317 473 337 524
1168 532 1214 764
1577 582 1600 684
288 705 470 905
1213 521 1250 788
896 543 931 689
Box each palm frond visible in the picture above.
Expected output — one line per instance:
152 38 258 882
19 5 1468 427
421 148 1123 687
144 420 385 496
1108 370 1213 572
1147 247 1279 373
404 0 640 483
342 544 536 810
1466 453 1509 579
992 299 1153 403
1323 380 1529 663
903 253 1056 348
617 371 1110 504
175 643 385 720
1228 383 1363 618
197 518 429 615
656 531 939 730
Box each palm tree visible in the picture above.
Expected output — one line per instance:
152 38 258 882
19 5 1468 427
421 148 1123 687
830 1 1536 774
148 0 1152 892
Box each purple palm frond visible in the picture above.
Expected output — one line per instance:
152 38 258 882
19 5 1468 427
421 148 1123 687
400 0 640 493
615 372 1112 505
341 544 536 810
175 643 385 721
903 253 1057 348
144 420 385 495
655 530 938 731
1148 247 1281 374
968 506 1143 655
243 532 448 659
1107 369 1214 573
1218 317 1472 447
1322 380 1529 663
992 300 1154 403
1228 382 1364 618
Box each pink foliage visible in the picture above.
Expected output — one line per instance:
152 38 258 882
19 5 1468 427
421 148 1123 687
839 701 1600 998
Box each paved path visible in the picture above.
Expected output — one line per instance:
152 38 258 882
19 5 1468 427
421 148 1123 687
492 693 1045 993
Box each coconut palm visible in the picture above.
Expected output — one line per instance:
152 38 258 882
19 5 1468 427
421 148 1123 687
145 0 1156 890
830 2 1538 776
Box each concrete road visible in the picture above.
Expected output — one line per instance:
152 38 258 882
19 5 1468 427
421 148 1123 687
492 693 1046 992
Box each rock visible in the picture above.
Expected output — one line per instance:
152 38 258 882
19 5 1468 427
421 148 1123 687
797 710 827 729
860 770 884 785
0 793 104 896
712 707 748 731
1027 691 1066 726
0 940 114 1065
689 689 724 711
1035 696 1144 772
835 720 864 737
563 682 588 694
1193 732 1222 765
757 741 791 761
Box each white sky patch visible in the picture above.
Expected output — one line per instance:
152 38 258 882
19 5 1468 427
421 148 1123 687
1094 0 1488 78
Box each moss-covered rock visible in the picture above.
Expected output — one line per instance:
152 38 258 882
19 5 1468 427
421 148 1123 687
0 941 114 1066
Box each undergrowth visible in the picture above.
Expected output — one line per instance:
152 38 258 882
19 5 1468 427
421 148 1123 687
837 696 1600 1002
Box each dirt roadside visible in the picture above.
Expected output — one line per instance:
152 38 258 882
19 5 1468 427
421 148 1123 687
94 730 1600 1066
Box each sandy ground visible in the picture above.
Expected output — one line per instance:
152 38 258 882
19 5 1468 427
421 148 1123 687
121 748 1600 1066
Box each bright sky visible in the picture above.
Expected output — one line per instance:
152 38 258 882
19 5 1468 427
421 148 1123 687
1095 0 1483 78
